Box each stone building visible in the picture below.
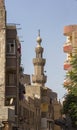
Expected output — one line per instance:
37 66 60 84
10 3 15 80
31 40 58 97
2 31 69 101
0 0 23 129
0 1 62 130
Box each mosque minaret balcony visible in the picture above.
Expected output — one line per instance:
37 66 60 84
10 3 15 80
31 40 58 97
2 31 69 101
32 74 47 84
33 58 46 66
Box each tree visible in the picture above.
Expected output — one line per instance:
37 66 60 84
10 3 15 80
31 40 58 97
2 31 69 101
64 54 77 96
63 54 77 128
63 93 77 127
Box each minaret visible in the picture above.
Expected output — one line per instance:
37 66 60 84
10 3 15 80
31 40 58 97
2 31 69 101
0 0 6 107
32 31 47 86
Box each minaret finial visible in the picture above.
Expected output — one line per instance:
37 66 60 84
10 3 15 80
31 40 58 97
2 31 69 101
36 29 42 46
38 29 40 37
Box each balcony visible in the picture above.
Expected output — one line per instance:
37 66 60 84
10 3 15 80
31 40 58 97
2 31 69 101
33 58 46 66
32 74 47 84
6 57 17 70
64 60 72 70
63 43 72 53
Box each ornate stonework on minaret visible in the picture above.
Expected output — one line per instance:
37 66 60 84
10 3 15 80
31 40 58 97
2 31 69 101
0 0 6 107
32 31 47 86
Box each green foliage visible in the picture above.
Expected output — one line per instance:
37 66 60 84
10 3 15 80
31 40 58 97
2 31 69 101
64 55 77 96
63 54 77 127
63 93 77 127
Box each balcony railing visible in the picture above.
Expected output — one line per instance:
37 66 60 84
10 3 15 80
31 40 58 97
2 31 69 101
63 43 72 53
64 60 72 70
33 58 46 65
32 75 47 83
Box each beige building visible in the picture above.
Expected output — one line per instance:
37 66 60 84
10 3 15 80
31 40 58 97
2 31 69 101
0 0 23 129
63 25 77 85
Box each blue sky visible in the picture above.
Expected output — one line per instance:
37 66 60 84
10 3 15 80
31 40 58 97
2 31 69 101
5 0 77 100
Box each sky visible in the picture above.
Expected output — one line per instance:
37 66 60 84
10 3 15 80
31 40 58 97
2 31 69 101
5 0 77 101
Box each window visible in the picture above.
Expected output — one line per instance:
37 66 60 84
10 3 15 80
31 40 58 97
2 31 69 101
6 72 16 86
6 40 15 54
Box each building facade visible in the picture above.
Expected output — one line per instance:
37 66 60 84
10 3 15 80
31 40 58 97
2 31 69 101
63 25 77 86
0 0 22 129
